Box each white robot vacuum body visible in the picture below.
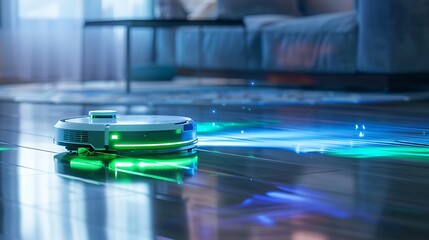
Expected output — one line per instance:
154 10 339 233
54 110 198 154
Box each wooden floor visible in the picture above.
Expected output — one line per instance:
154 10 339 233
1 97 429 239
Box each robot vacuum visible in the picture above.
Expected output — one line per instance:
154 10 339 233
54 110 198 154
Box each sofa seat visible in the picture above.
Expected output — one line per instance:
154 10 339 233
261 11 357 73
174 15 292 70
171 11 357 73
175 26 248 70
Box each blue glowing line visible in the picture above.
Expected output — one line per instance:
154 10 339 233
198 129 377 153
266 192 307 202
257 215 275 226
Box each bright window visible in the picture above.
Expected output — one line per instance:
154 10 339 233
18 0 150 20
18 0 82 19
101 0 150 18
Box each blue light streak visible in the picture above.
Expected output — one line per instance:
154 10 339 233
256 215 275 226
198 129 377 153
197 121 429 154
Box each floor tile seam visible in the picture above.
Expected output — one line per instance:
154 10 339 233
197 148 332 168
264 181 429 212
355 170 429 184
33 192 145 209
0 184 154 209
0 196 143 234
184 171 359 205
0 141 58 154
0 161 57 175
0 127 53 139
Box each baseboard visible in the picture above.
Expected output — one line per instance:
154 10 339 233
176 68 429 92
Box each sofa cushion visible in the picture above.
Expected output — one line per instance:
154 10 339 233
262 11 357 73
156 29 177 65
244 14 296 30
179 0 218 19
217 0 302 19
154 0 187 19
300 0 355 16
176 27 247 70
243 15 297 69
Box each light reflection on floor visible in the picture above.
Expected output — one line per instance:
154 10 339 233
197 120 429 159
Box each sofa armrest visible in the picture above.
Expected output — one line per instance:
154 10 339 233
357 0 429 73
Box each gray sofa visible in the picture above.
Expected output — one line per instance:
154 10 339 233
153 0 429 75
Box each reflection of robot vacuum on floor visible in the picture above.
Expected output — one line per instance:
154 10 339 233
54 151 199 184
54 110 198 154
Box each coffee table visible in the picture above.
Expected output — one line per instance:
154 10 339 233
83 19 245 93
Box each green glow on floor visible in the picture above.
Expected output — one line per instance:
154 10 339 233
328 146 429 161
110 167 181 183
0 147 17 151
114 139 196 149
70 159 104 170
77 148 116 160
114 162 134 167
109 155 197 184
109 155 198 171
197 122 252 133
197 120 281 133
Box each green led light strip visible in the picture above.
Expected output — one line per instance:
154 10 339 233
114 139 197 149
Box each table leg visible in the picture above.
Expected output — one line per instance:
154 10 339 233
197 26 203 84
125 26 131 93
243 28 248 70
152 27 158 63
81 27 87 83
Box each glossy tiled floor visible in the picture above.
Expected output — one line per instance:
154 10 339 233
1 100 429 239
